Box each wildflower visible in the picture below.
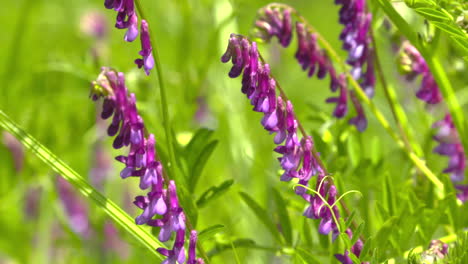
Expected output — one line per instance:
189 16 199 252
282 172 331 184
399 41 442 104
222 35 364 264
135 20 155 76
56 175 91 238
336 0 375 98
433 114 466 182
91 67 201 262
253 5 368 131
102 1 155 75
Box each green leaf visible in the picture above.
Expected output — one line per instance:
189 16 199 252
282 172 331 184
198 224 225 243
374 216 398 251
383 173 396 216
189 140 218 192
345 210 357 230
295 247 321 264
360 237 373 259
272 188 293 245
239 192 283 244
0 110 165 260
185 128 214 163
196 179 234 208
347 132 361 167
350 222 365 246
431 21 466 38
414 7 452 22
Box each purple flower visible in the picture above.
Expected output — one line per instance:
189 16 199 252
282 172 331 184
433 114 466 182
253 5 369 131
399 41 442 104
91 67 202 262
336 0 375 98
221 35 366 264
135 20 155 75
102 1 155 75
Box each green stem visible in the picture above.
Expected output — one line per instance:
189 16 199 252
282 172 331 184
370 26 421 156
133 2 210 262
0 109 165 260
134 0 177 179
266 3 444 195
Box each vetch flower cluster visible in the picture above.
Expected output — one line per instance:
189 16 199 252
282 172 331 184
398 42 466 199
433 115 466 182
399 41 442 104
254 5 368 132
222 35 366 264
90 67 203 263
336 0 375 98
103 0 154 75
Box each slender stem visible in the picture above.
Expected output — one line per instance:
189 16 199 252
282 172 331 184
370 29 414 154
133 2 210 262
266 3 444 195
134 0 177 178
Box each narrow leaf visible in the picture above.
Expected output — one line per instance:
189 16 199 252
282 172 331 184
196 179 234 208
189 140 218 192
239 192 283 244
272 188 293 245
198 224 225 243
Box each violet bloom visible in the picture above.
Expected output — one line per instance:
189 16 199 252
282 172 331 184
102 1 155 75
433 114 466 182
91 67 201 262
254 6 368 132
336 0 375 98
221 35 365 264
135 20 155 75
56 176 91 238
399 41 442 104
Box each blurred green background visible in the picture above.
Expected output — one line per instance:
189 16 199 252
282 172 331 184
1 0 467 263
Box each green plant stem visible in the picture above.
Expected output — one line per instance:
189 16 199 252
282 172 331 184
267 3 444 195
133 2 210 262
134 0 177 178
0 109 165 260
370 27 420 156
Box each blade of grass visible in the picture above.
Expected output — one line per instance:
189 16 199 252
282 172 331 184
0 109 165 260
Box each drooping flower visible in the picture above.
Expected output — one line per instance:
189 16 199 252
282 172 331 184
433 114 466 182
104 0 138 42
399 41 442 104
253 5 368 132
222 35 365 264
102 1 155 75
91 67 201 263
135 20 155 76
335 0 375 98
